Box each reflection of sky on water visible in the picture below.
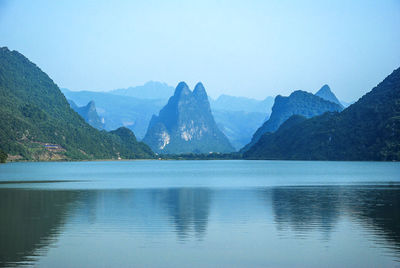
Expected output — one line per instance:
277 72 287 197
1 160 400 190
1 185 400 267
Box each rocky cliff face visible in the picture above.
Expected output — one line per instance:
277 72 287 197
242 90 343 151
143 82 234 154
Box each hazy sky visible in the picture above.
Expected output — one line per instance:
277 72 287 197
0 0 399 101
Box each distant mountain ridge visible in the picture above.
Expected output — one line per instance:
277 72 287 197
243 67 400 160
212 110 267 150
209 95 274 150
110 81 174 100
63 84 271 149
63 82 349 151
68 100 104 130
143 82 234 154
63 81 279 150
62 89 165 139
210 95 274 114
242 89 344 151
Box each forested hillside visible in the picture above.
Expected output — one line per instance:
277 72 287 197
0 47 154 161
244 68 400 160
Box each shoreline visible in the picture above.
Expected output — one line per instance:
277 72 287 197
1 158 398 164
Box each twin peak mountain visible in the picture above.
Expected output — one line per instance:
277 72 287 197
143 82 234 154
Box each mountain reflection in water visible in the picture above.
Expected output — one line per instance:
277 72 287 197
0 185 399 267
0 190 79 267
269 186 400 250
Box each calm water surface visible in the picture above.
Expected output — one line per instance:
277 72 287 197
0 160 399 267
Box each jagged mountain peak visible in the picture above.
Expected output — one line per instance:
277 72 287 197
315 84 343 107
69 100 104 130
143 82 234 154
172 82 209 100
86 100 96 110
318 84 331 92
193 82 208 101
194 82 205 92
174 81 191 97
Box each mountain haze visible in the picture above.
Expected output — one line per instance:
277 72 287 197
110 81 174 100
209 95 273 149
213 110 267 150
210 95 274 114
143 82 234 154
62 89 165 139
63 85 274 148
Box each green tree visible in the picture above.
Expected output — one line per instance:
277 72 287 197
0 150 7 163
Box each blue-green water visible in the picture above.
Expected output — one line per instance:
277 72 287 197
0 160 399 267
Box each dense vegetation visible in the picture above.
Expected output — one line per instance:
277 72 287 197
244 67 400 161
109 127 154 159
143 82 234 154
0 47 154 161
242 90 343 151
0 150 7 163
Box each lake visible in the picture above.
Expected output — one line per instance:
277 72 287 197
0 160 399 267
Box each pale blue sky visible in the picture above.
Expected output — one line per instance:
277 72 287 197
0 0 399 101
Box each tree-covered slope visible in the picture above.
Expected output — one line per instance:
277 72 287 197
109 127 154 159
243 67 400 160
0 47 154 161
242 90 343 151
143 82 234 154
